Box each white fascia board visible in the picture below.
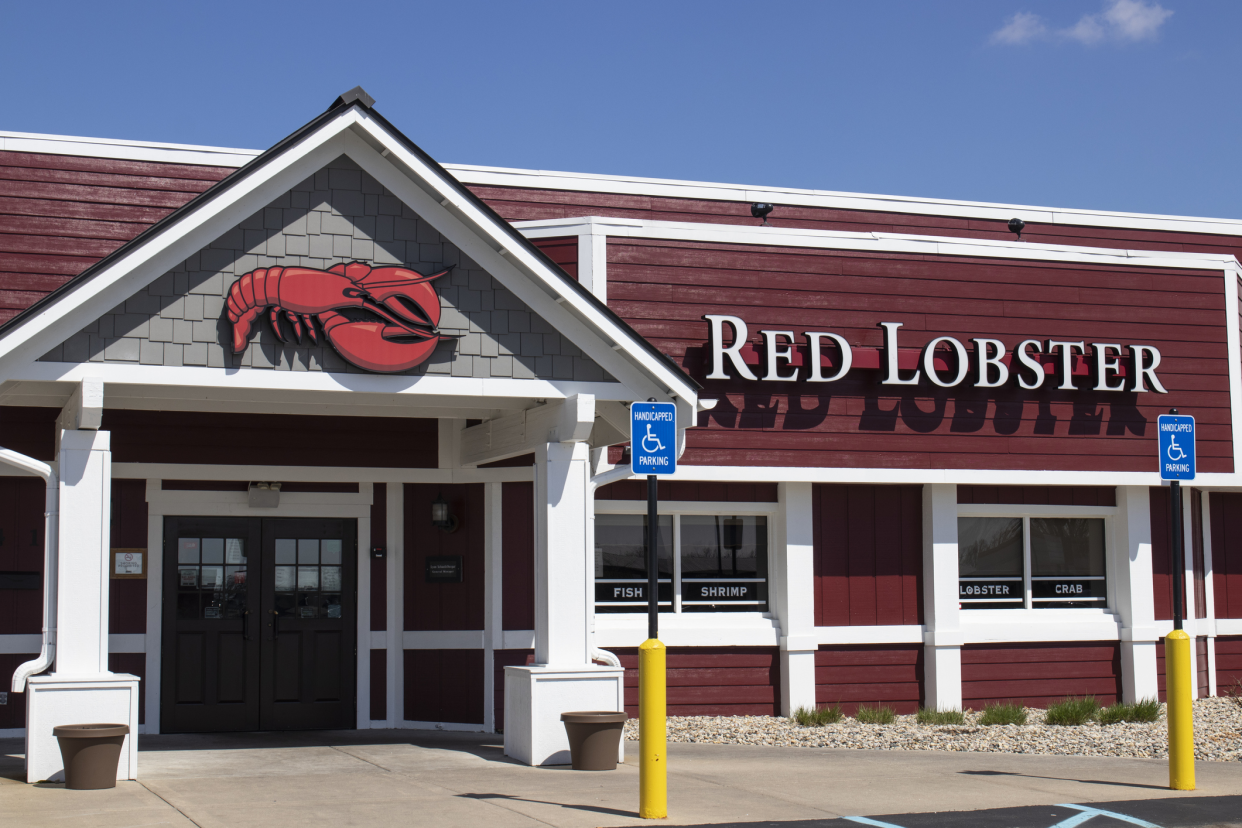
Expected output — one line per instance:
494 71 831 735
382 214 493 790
645 465 1242 488
512 216 1239 272
0 129 260 167
448 163 1242 239
1226 264 1242 474
113 463 533 484
814 625 923 645
0 112 368 377
12 360 633 402
346 116 697 407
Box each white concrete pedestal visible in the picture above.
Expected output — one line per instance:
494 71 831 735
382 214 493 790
25 674 140 783
503 665 625 766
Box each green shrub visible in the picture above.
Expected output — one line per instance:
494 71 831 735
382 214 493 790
1099 698 1161 724
855 704 897 724
979 702 1027 726
916 707 965 725
1045 696 1101 726
791 704 843 726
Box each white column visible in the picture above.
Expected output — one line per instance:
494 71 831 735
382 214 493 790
386 482 403 728
356 482 373 729
1182 486 1200 698
1113 486 1158 703
483 481 504 731
143 479 161 734
775 482 817 716
1203 493 1218 696
922 483 961 712
27 429 139 783
504 396 623 765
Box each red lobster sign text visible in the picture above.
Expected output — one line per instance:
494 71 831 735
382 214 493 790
226 262 451 373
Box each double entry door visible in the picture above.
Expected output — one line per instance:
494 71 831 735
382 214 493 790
161 517 357 733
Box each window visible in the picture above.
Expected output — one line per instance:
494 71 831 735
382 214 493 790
594 513 769 613
958 517 1107 609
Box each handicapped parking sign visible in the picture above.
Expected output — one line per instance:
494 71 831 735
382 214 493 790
1158 414 1195 481
631 401 676 475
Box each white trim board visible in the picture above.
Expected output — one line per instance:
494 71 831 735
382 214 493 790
11 126 1242 238
112 463 533 484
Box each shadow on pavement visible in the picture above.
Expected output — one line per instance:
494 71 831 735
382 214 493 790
959 768 1171 791
459 791 637 818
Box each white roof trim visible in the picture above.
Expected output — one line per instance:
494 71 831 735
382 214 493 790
6 127 1242 237
0 111 695 408
0 129 260 167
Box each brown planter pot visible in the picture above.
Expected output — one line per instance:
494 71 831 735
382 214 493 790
53 724 129 790
560 711 626 770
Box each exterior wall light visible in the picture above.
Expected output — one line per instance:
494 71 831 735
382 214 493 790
248 482 281 509
431 492 459 533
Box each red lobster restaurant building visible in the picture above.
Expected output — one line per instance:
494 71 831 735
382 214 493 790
2 89 1242 778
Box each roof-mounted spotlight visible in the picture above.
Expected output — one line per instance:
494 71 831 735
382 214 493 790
1008 218 1026 242
751 203 774 226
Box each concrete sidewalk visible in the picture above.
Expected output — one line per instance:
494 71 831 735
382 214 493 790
1 730 1240 827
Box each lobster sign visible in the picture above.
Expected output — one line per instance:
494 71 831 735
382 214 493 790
226 262 451 373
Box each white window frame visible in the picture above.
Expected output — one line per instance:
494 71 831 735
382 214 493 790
957 503 1118 612
593 500 777 615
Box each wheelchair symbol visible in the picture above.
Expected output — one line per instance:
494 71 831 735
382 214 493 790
641 424 666 454
1166 435 1187 462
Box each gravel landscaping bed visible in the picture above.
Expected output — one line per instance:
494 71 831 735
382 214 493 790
622 697 1242 762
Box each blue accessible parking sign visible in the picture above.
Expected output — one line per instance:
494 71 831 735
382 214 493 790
631 402 677 475
1158 414 1195 481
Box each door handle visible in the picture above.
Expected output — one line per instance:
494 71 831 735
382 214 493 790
243 609 251 641
270 608 280 638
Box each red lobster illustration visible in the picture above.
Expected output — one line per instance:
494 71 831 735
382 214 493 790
225 262 451 373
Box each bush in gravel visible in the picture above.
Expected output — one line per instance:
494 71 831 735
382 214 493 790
979 702 1027 726
916 708 965 725
1045 696 1101 726
1226 680 1242 711
855 704 897 724
791 704 844 726
1099 698 1161 724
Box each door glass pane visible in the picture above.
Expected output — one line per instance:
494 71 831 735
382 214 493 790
274 566 295 591
298 539 319 564
178 538 200 564
322 566 342 591
223 566 247 618
297 566 319 591
226 538 245 564
200 565 224 589
202 538 224 564
178 566 198 588
321 539 342 565
275 539 296 564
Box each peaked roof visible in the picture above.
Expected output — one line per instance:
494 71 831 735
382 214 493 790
0 91 700 404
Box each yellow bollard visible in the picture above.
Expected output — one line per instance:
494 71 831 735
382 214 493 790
639 638 667 819
1165 629 1196 791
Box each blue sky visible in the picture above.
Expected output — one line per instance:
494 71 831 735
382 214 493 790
4 1 1239 219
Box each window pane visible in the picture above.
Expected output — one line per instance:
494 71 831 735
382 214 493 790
202 538 224 564
680 515 767 579
274 566 296 591
178 538 200 564
321 539 342 565
1030 518 1105 577
298 539 320 564
297 566 319 591
594 515 672 579
275 539 296 564
958 518 1023 577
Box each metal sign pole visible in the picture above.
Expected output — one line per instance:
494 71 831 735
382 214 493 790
647 474 659 641
1159 406 1194 792
1170 478 1183 632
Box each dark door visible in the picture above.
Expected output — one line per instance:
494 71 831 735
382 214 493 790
258 518 357 730
162 517 357 732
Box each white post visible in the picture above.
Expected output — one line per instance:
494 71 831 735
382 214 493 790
26 429 139 783
1113 486 1159 703
775 482 817 716
504 395 623 765
922 483 962 712
1182 486 1199 698
1202 493 1218 696
386 482 403 728
483 481 504 732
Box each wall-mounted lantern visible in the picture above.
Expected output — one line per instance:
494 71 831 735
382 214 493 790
248 482 281 509
431 492 459 533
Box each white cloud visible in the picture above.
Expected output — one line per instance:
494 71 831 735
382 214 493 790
991 1 1173 46
991 11 1048 44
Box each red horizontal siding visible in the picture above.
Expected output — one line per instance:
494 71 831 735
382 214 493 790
611 647 780 717
1216 636 1242 696
0 151 228 324
1197 637 1209 699
607 239 1232 472
501 482 535 631
403 649 484 725
813 484 922 627
370 649 386 722
0 476 48 636
1210 492 1242 620
815 645 923 714
371 482 387 632
958 485 1115 506
404 484 485 631
109 479 147 635
595 480 778 502
529 236 578 279
962 642 1122 709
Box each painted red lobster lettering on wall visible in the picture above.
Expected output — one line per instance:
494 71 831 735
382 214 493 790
225 262 451 373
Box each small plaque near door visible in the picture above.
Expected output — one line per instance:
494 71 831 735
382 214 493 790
111 548 147 579
425 555 463 583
